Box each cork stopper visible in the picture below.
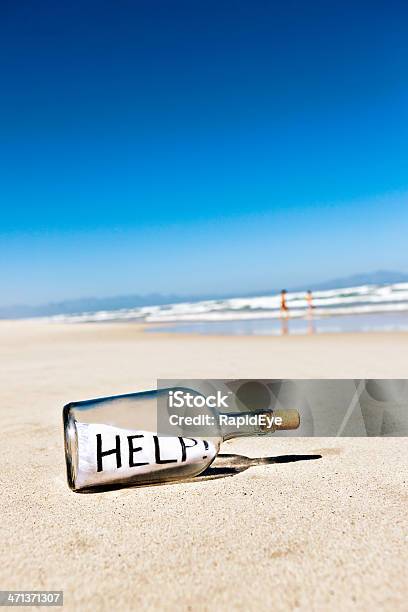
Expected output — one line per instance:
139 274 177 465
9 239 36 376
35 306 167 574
272 409 300 430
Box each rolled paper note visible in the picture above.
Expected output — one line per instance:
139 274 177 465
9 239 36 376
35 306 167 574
73 422 218 490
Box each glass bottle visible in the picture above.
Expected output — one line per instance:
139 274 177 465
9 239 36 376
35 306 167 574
63 388 299 492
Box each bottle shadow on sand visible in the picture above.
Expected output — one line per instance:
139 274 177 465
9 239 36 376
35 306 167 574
79 452 322 493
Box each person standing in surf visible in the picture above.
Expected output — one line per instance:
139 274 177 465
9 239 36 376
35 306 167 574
306 289 314 312
306 289 315 334
280 290 289 335
280 289 289 317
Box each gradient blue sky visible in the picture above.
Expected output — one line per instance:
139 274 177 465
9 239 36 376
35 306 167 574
1 0 408 305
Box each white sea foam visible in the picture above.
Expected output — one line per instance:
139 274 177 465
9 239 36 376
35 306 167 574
44 281 408 325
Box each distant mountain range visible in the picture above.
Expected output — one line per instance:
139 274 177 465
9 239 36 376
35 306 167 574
293 270 408 292
1 270 408 319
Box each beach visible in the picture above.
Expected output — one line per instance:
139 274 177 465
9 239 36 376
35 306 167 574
1 320 407 611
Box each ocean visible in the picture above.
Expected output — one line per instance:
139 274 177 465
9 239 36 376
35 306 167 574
47 282 408 335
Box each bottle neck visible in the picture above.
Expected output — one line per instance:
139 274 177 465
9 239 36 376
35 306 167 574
219 409 300 440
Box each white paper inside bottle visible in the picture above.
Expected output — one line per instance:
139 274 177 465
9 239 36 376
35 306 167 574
75 422 217 489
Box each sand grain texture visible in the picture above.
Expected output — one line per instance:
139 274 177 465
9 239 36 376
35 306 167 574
0 321 407 611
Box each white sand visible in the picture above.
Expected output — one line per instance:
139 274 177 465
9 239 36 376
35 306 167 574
0 320 407 611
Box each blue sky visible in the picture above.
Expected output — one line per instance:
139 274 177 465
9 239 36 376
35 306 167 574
1 1 408 305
